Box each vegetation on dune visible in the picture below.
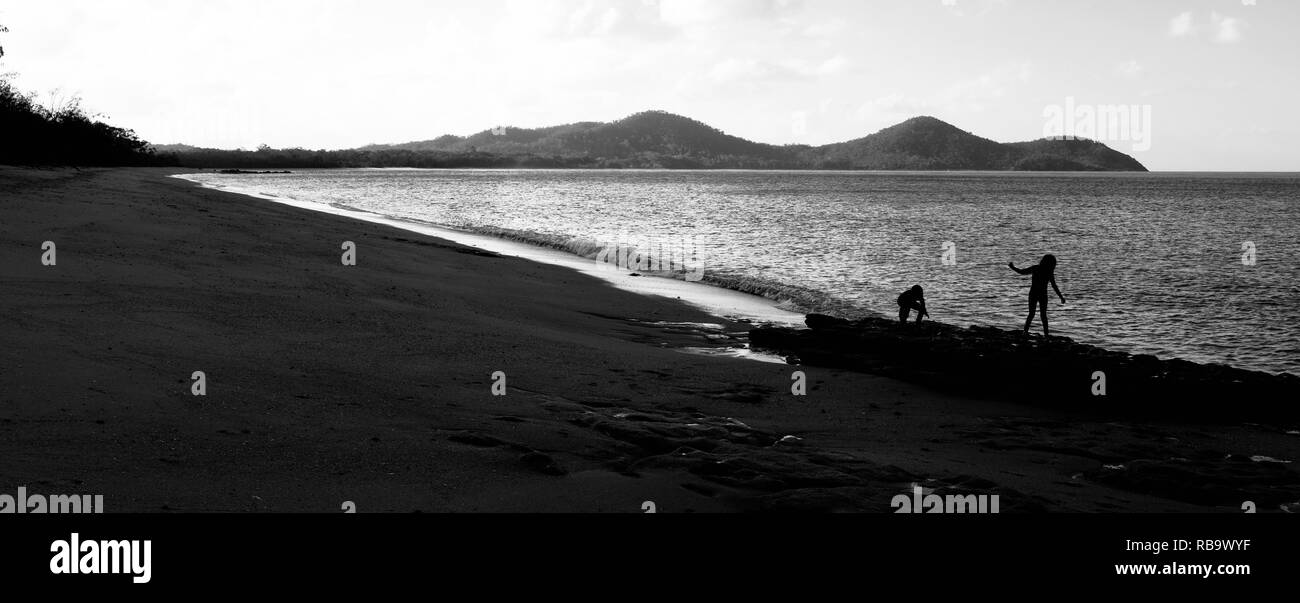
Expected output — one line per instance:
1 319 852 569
0 23 172 167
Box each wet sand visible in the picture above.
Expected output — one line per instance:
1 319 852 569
1 166 1296 512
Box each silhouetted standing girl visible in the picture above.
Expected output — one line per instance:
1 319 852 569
1008 254 1066 336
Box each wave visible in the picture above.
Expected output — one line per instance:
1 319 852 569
697 272 874 318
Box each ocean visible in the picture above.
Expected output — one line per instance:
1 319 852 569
179 169 1300 376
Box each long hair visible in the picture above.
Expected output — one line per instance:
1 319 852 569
1040 254 1057 271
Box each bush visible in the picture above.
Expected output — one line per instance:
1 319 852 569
0 80 174 166
1 23 172 167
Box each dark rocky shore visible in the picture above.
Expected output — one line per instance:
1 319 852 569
752 314 1300 424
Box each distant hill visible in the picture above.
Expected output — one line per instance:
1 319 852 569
161 111 1147 171
361 111 795 168
804 116 1012 170
1003 137 1148 171
358 110 1147 171
152 143 208 154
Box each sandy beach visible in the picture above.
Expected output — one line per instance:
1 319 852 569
2 167 1296 513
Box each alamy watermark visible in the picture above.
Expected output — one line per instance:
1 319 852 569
50 533 151 584
891 485 1000 513
1241 241 1257 265
1042 97 1152 152
1 487 104 513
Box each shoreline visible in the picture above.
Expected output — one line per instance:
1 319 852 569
172 173 808 330
754 314 1300 423
174 169 1298 378
3 166 1297 512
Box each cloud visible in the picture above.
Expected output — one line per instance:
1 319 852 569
940 61 1032 111
1168 11 1246 43
941 0 1009 18
800 20 846 37
855 92 934 122
1212 12 1243 43
1116 59 1143 78
656 0 801 28
705 54 848 84
853 61 1032 127
1168 12 1195 37
708 58 772 82
812 55 849 76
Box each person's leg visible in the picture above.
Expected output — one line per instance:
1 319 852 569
913 303 925 323
899 305 909 323
1039 296 1050 337
1024 297 1038 332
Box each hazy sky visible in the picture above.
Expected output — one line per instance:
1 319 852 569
2 0 1296 170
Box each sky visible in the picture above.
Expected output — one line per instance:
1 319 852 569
1 0 1296 170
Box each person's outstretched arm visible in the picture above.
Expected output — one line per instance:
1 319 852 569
1051 276 1066 304
1008 262 1031 275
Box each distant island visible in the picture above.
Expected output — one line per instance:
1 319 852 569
157 111 1148 171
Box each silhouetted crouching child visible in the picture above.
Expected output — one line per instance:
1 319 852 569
897 285 929 323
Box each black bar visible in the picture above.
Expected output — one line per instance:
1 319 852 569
2 514 1289 590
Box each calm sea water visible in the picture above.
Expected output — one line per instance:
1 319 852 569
185 169 1300 376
